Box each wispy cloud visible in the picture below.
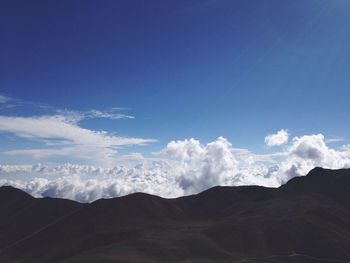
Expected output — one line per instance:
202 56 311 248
57 108 135 121
325 137 344 143
0 94 18 109
0 94 134 121
0 93 53 110
0 114 155 165
0 94 10 104
0 94 154 165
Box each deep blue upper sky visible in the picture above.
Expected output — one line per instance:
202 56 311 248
0 0 350 161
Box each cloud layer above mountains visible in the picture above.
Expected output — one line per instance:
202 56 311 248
1 95 349 202
1 133 349 202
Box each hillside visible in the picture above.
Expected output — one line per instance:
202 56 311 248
0 167 350 262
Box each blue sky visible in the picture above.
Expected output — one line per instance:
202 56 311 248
1 0 350 166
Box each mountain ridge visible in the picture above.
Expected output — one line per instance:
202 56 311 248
0 167 350 262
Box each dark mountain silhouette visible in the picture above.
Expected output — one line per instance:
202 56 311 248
0 167 350 262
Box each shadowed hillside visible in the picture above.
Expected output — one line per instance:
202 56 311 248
0 167 350 262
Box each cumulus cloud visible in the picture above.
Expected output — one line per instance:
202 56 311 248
1 133 350 202
276 134 350 182
265 129 289 146
159 137 241 193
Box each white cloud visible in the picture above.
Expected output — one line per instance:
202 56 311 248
159 137 242 193
276 134 350 183
87 109 134 120
0 115 155 165
1 134 350 202
0 93 134 121
325 137 344 143
265 129 289 146
0 163 183 202
56 108 135 121
0 94 151 166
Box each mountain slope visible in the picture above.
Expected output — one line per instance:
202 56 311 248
0 167 350 262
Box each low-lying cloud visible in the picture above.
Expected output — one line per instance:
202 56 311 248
1 133 349 202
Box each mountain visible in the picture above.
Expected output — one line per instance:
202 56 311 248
0 167 350 263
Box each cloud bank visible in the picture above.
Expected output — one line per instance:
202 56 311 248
1 133 349 202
